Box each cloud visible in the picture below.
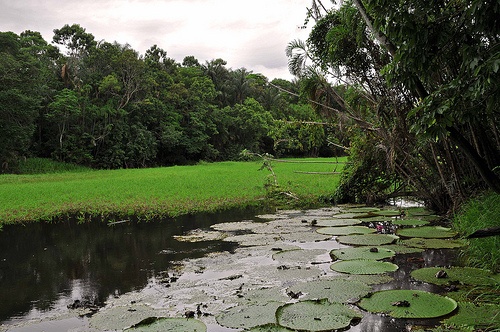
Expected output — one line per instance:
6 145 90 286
0 0 311 79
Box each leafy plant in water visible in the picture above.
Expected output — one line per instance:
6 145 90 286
330 259 398 275
272 249 327 263
358 289 457 318
391 219 430 226
276 299 362 331
125 317 207 331
330 247 395 261
286 279 372 303
396 226 457 238
216 301 283 329
337 234 398 246
317 225 374 235
401 238 466 249
314 218 362 227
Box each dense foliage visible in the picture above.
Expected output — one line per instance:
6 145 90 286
0 24 336 172
292 0 500 212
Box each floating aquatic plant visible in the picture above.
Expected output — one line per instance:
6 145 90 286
247 324 295 331
173 230 227 242
391 219 430 226
372 210 402 217
379 244 424 254
286 279 371 303
272 249 327 264
330 247 395 261
401 238 466 249
125 317 207 331
396 226 457 239
317 226 374 236
276 299 362 332
314 218 362 227
216 302 283 329
343 207 380 213
336 234 398 246
90 305 161 331
330 260 398 275
358 289 457 318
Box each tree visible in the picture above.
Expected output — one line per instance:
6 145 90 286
0 31 56 170
297 0 500 210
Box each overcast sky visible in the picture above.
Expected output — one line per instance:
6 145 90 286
0 0 313 80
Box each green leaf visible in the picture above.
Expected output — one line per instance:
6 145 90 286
330 247 395 261
317 226 375 235
216 302 283 329
358 290 457 318
330 260 398 275
276 299 362 332
396 226 457 238
126 317 207 331
286 278 371 303
337 234 399 246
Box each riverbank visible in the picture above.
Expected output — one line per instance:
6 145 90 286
0 158 345 224
452 191 500 273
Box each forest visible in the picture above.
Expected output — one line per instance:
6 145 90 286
1 0 499 214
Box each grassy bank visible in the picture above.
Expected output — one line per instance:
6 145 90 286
453 191 500 272
0 158 345 224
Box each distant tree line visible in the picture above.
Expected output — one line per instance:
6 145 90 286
0 24 339 171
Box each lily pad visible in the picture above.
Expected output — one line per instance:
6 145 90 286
272 249 327 263
314 219 362 227
126 317 207 331
372 210 402 217
443 301 500 328
340 274 394 285
330 247 395 261
396 226 457 239
331 213 360 219
330 260 398 275
391 219 430 226
401 238 466 249
90 305 160 330
410 266 500 286
247 324 295 332
216 302 283 329
337 234 398 246
286 279 371 303
344 207 380 213
317 226 375 236
173 230 226 242
210 221 262 231
236 287 290 305
379 244 424 254
358 290 457 318
223 233 283 246
276 299 362 332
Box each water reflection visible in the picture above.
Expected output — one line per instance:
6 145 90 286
0 209 258 323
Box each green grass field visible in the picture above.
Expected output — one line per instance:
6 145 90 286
0 158 345 224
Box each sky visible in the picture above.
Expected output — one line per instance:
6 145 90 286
0 0 313 80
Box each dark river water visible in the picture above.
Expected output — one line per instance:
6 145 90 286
0 207 460 332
